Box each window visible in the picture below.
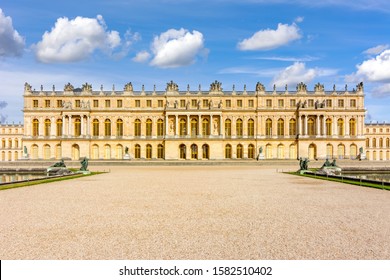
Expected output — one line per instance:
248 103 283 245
248 119 254 137
266 99 272 108
338 99 344 108
237 100 242 108
278 99 284 108
179 144 186 159
225 119 231 136
75 100 81 108
158 100 163 107
349 118 356 136
225 144 232 159
32 119 39 136
57 100 63 108
202 118 210 136
134 119 141 136
56 119 63 136
74 118 81 136
44 119 51 136
104 119 111 136
146 144 152 159
326 118 332 136
379 138 383 148
248 100 254 108
373 138 377 148
289 119 296 136
180 100 186 108
191 144 198 159
117 99 123 108
308 99 314 107
191 118 198 136
277 118 284 136
157 119 164 136
236 119 243 137
308 118 315 136
157 144 164 159
337 118 344 136
290 99 296 107
266 118 272 136
248 144 255 159
146 119 152 136
147 100 152 107
326 99 332 108
92 119 99 136
179 118 187 136
93 100 99 108
191 100 197 108
226 100 231 108
45 100 50 108
33 100 38 108
135 144 141 159
350 99 356 108
135 100 140 107
236 144 243 159
105 100 111 108
203 100 208 108
116 119 123 136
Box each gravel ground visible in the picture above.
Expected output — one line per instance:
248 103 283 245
0 165 389 260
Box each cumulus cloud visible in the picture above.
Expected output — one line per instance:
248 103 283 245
149 28 205 68
34 15 121 63
237 23 302 51
371 83 390 98
363 44 389 55
352 49 390 83
0 9 25 57
133 50 151 63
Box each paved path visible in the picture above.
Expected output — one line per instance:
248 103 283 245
0 165 389 259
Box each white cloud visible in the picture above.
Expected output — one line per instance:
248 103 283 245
237 23 302 51
34 15 121 63
371 83 390 98
0 9 25 57
149 28 205 68
353 49 390 82
363 44 389 55
133 50 151 63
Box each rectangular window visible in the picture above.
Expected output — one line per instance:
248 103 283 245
158 100 163 108
192 99 197 108
57 100 63 108
147 100 152 107
180 99 186 108
308 99 314 107
326 99 332 108
226 100 231 108
237 100 243 108
338 99 344 108
350 99 356 107
135 100 140 107
266 99 272 108
117 99 123 108
93 100 99 108
105 100 111 108
278 99 284 108
33 100 38 108
45 100 50 108
248 99 254 108
203 100 208 108
75 100 81 108
290 99 296 107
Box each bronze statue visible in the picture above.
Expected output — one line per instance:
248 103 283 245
80 157 89 171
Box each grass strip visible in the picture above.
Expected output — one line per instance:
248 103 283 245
0 172 103 191
288 172 390 191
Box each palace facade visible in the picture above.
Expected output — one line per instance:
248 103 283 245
17 80 368 161
0 123 24 161
365 122 390 161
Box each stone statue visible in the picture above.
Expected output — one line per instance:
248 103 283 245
64 82 74 91
112 84 115 92
296 82 307 92
359 147 363 154
345 84 348 91
187 84 190 92
244 84 247 91
218 100 223 108
166 80 179 91
124 82 133 91
210 80 222 92
80 157 89 171
125 146 129 154
259 146 263 154
82 83 92 92
213 119 219 134
23 146 27 154
232 84 235 91
24 82 32 92
142 84 145 92
285 84 288 91
40 85 43 91
51 159 66 168
52 85 55 92
333 84 336 91
198 84 201 92
169 119 174 133
299 157 309 171
273 84 276 91
256 82 265 92
314 82 324 92
356 82 364 91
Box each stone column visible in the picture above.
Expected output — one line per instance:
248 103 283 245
62 116 65 136
304 115 308 136
333 116 337 136
51 117 56 137
68 115 72 137
165 115 169 136
175 115 179 136
345 116 350 136
187 115 190 136
322 116 326 136
87 116 90 136
316 115 320 136
81 116 84 136
298 115 302 136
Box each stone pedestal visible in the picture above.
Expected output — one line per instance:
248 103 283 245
257 153 265 160
123 153 131 160
359 153 366 160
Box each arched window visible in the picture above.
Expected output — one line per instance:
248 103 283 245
135 144 141 159
277 144 284 159
134 119 141 136
350 144 357 159
32 119 39 136
56 119 63 136
104 119 111 136
349 118 356 136
74 118 81 136
157 144 164 159
44 119 51 137
157 119 164 137
379 138 383 148
116 119 123 137
146 144 152 159
373 138 377 148
326 118 332 136
277 118 284 136
202 118 210 136
104 145 111 159
236 144 243 159
248 144 255 159
202 144 209 159
43 144 51 159
179 118 187 136
225 144 232 159
236 119 243 137
179 144 186 159
191 118 198 136
8 139 12 148
337 118 344 136
191 144 198 159
225 119 231 136
289 118 296 136
327 144 333 159
366 138 370 147
265 118 272 136
387 138 390 148
247 119 254 137
307 118 315 136
337 144 345 159
146 119 152 136
15 139 19 148
92 119 99 136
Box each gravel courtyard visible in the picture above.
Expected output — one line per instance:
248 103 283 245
0 165 389 259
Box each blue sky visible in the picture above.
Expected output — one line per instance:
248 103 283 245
1 0 390 123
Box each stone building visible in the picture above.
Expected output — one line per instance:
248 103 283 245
365 122 390 161
18 80 367 161
0 123 24 161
